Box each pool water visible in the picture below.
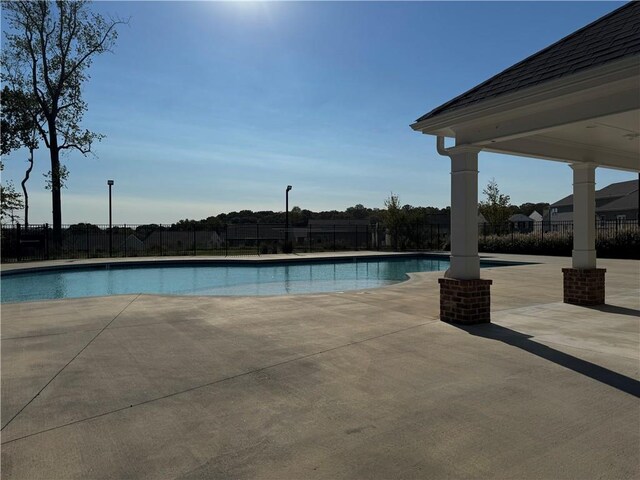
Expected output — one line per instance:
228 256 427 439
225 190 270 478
1 256 508 303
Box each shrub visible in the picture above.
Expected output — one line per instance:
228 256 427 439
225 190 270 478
597 230 640 259
479 232 572 256
477 230 639 259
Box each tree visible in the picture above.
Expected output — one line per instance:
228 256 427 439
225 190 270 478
1 0 125 244
0 162 24 223
67 222 101 233
517 202 549 217
346 204 370 219
479 178 512 226
383 192 404 250
1 86 42 227
1 87 38 155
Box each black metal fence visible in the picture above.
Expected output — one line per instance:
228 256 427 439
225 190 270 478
1 219 637 262
0 223 382 262
478 219 639 240
477 219 639 258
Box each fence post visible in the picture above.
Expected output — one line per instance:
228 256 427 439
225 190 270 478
511 222 514 242
256 223 260 255
355 225 358 251
16 223 21 262
193 224 197 256
225 224 228 257
366 225 370 250
308 224 311 253
333 224 336 252
44 223 50 260
393 226 397 251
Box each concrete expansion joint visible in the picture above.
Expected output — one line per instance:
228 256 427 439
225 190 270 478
1 319 437 446
0 294 142 434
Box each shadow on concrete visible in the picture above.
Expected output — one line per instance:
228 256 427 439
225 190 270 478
586 304 640 318
452 323 640 398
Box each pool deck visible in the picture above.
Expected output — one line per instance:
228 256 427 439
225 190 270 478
1 252 639 479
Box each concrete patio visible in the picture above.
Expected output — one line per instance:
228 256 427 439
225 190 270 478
1 253 639 479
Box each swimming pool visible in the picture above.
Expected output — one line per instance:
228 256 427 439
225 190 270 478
0 255 515 303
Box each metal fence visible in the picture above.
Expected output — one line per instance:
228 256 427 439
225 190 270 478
1 219 637 262
478 219 639 241
0 223 381 262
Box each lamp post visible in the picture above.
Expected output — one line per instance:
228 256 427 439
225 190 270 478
285 185 292 253
108 180 114 257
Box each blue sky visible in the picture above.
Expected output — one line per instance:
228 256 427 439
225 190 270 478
2 1 635 225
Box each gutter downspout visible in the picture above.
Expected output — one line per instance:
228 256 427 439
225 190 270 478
436 136 452 276
436 136 450 157
435 136 483 279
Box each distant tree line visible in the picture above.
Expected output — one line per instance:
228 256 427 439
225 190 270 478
5 179 547 235
163 183 547 232
168 202 452 231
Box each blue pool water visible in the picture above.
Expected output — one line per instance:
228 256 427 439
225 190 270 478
0 256 511 303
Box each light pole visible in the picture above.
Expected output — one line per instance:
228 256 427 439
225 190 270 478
285 185 292 253
108 180 114 257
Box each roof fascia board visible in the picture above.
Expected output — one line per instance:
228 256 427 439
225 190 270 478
410 56 639 136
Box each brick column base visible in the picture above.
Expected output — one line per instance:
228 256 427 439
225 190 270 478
562 268 606 306
438 278 493 325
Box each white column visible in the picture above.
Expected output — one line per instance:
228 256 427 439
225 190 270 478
446 147 481 279
570 162 597 269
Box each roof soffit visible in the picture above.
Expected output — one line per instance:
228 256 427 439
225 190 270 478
456 78 639 145
484 134 639 171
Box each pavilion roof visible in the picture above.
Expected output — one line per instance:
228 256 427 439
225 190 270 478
416 2 640 123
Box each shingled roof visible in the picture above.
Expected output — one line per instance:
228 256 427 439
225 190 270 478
416 2 640 123
596 189 639 212
550 179 639 207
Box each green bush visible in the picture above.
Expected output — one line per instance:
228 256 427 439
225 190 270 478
479 232 572 256
477 230 639 259
596 230 640 259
